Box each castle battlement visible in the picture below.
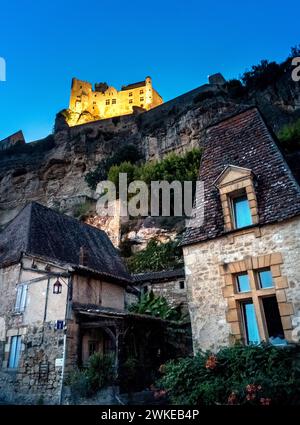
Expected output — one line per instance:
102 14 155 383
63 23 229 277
67 76 163 126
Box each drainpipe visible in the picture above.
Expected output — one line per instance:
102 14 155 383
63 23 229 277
59 275 71 405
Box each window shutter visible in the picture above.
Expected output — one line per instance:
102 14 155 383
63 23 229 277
20 285 28 312
15 286 22 311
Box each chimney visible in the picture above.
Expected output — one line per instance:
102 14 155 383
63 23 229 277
79 246 88 266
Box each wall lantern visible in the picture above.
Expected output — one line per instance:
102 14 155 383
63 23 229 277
53 279 62 294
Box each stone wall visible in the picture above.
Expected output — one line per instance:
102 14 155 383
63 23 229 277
0 323 65 404
143 279 187 311
183 216 300 353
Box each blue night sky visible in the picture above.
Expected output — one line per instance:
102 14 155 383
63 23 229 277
0 0 299 142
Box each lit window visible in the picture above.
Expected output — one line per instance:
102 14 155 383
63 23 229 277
262 296 287 345
8 336 21 368
236 273 250 293
112 99 116 104
15 285 28 312
129 99 133 104
241 301 260 345
106 99 110 105
258 269 273 289
129 92 133 97
232 195 252 229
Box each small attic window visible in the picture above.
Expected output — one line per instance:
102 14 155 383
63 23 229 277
232 194 252 229
214 165 259 232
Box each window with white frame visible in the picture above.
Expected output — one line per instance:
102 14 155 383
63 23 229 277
15 284 28 313
8 335 21 368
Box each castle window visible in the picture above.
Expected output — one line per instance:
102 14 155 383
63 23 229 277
106 99 110 105
140 104 144 108
179 281 185 290
112 99 116 104
129 99 133 104
129 92 133 97
140 97 144 102
93 101 96 105
8 336 22 369
221 254 289 346
232 194 252 229
140 89 144 94
15 284 28 313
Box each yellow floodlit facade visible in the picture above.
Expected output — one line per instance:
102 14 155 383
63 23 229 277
67 76 163 126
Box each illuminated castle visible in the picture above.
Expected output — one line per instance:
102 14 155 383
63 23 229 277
67 76 163 126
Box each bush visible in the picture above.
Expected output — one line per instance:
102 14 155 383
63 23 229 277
106 148 202 205
241 59 284 91
67 353 114 399
224 79 247 98
87 352 115 392
129 290 184 322
278 118 300 152
85 144 143 190
157 344 300 405
127 239 183 273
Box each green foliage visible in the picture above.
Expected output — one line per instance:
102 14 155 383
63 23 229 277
67 369 92 399
224 79 247 98
278 118 300 152
85 144 142 190
86 352 115 392
67 353 114 399
73 201 93 219
129 290 184 321
241 59 284 91
158 344 300 405
106 148 202 201
127 239 183 273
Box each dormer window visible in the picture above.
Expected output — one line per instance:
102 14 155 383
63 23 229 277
214 165 259 232
232 194 252 229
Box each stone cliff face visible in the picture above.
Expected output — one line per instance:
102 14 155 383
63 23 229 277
0 73 299 237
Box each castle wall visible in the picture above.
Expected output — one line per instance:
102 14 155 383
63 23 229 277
183 216 300 353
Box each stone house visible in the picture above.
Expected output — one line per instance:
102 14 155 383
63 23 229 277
181 108 300 353
133 268 188 312
0 202 188 404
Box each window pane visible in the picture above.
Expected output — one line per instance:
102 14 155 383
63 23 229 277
233 196 252 229
262 296 287 346
258 270 273 289
236 273 250 292
242 302 260 344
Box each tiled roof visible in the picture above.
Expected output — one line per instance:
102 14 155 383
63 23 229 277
73 302 169 323
132 268 185 284
181 107 300 246
0 202 132 284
